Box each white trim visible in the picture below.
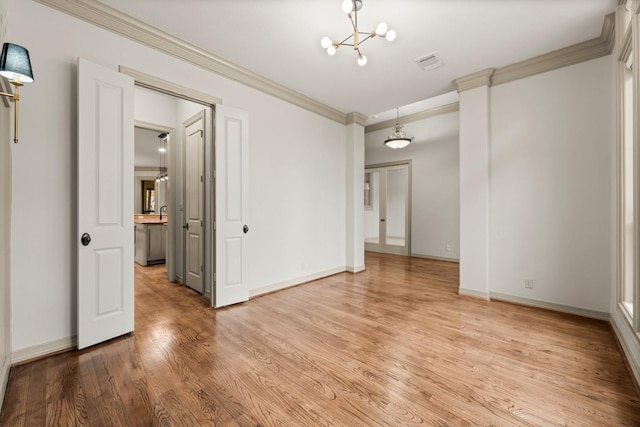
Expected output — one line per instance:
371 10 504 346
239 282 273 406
121 67 222 106
249 267 346 298
611 308 640 387
346 112 369 126
365 103 459 134
11 336 76 364
453 69 496 92
346 265 366 273
458 288 490 300
411 253 459 263
455 14 615 92
35 0 347 124
490 292 610 320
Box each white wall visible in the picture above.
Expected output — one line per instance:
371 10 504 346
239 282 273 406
489 56 613 312
365 111 460 260
7 0 347 353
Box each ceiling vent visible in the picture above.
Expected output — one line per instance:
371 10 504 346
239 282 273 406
415 52 443 71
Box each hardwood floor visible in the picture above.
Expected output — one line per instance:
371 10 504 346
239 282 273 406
2 252 639 426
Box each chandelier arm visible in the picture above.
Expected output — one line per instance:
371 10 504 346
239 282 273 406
338 34 355 46
348 13 357 33
358 32 374 44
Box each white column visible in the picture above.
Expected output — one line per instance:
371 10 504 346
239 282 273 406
345 113 367 272
454 69 494 299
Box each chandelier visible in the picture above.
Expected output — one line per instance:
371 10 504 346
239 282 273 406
384 108 413 149
320 0 396 66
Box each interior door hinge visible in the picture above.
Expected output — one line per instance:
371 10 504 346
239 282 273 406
201 265 203 272
214 272 216 282
200 175 203 182
213 170 216 179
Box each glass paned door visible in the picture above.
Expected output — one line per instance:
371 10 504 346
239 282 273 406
364 164 410 256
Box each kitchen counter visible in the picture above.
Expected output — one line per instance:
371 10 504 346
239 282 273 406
134 214 168 225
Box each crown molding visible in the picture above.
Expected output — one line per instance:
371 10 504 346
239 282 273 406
34 0 348 125
453 69 495 92
493 13 615 86
346 112 369 126
365 102 459 134
454 13 615 92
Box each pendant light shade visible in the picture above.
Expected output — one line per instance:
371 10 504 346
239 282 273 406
384 108 413 149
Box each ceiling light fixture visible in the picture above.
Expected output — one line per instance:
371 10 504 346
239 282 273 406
320 0 395 67
384 108 413 149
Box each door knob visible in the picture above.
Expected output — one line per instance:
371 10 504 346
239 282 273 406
183 223 189 230
243 224 249 234
81 233 91 246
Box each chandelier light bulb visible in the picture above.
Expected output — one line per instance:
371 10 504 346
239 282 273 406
375 22 388 36
341 0 353 14
358 54 367 66
155 177 160 183
327 45 337 56
385 29 396 41
320 36 332 49
158 147 166 153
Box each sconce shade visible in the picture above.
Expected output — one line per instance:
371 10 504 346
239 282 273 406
0 43 34 83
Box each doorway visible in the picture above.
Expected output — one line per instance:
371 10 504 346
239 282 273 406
364 162 411 256
78 60 249 349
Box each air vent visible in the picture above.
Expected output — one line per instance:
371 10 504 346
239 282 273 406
415 52 443 71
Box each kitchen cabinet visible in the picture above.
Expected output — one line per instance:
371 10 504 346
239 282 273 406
135 223 166 266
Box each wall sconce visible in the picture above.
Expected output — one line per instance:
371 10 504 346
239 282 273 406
0 43 34 144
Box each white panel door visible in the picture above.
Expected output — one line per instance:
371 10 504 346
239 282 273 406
184 113 205 293
215 105 249 308
77 58 134 349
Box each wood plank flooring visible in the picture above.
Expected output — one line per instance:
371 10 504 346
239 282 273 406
2 252 639 426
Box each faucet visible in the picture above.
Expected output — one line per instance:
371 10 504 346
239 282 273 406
159 205 167 220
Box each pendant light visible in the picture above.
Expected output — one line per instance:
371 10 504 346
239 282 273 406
384 108 413 149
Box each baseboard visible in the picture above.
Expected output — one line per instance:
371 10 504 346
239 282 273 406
458 287 490 300
411 253 460 263
490 292 609 320
610 309 640 389
346 265 365 273
0 354 10 409
11 336 76 365
249 267 346 298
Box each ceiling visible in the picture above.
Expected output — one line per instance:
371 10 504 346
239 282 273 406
135 127 167 168
97 0 617 119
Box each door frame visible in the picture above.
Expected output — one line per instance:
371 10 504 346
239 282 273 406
120 67 221 299
364 160 412 256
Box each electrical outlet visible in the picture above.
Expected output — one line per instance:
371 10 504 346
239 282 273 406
446 244 452 252
525 279 534 289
